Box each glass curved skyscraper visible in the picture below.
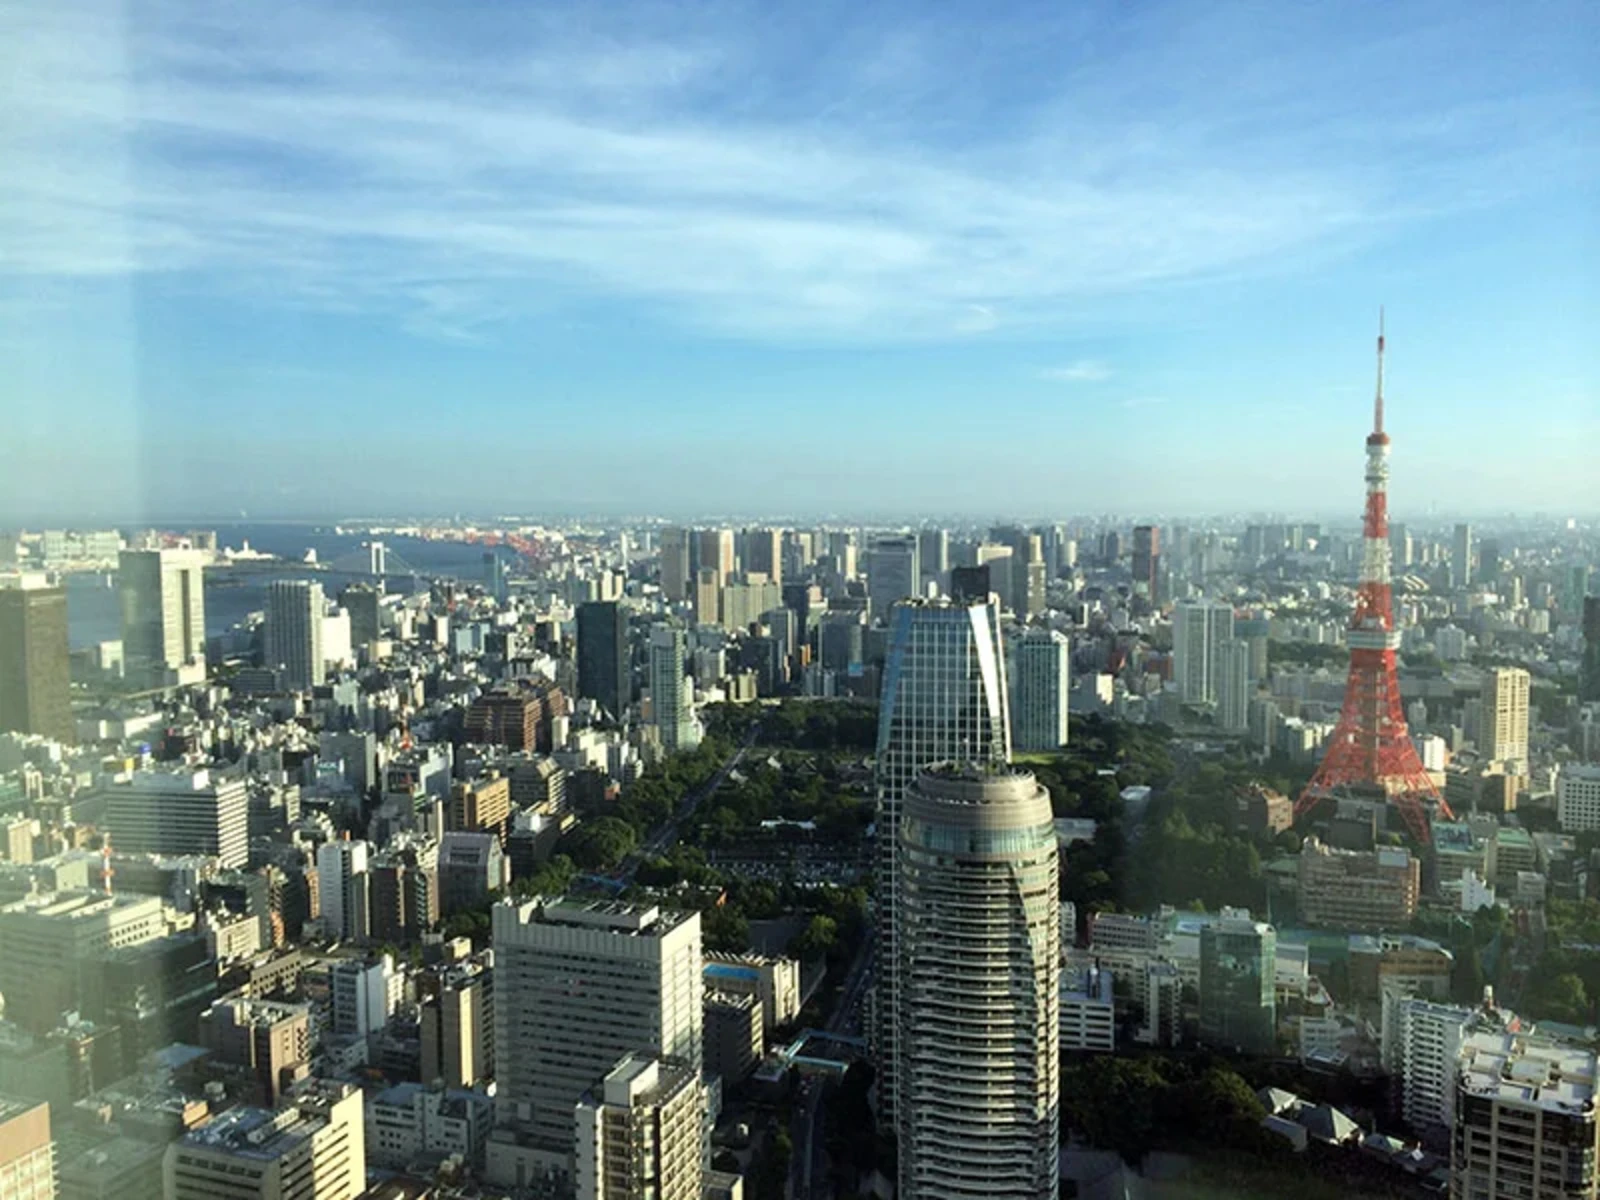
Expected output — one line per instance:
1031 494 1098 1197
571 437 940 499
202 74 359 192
897 766 1060 1200
874 595 1011 1123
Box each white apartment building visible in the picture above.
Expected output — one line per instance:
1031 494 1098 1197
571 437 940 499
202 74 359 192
1010 628 1071 753
1453 1031 1599 1199
316 838 371 942
1215 637 1252 733
573 1055 702 1200
897 768 1058 1200
1135 961 1183 1048
264 580 327 691
1173 600 1234 706
329 955 402 1038
1481 667 1531 771
648 626 700 752
1381 993 1474 1141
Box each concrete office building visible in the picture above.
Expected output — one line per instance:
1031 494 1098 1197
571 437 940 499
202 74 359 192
368 841 439 944
1481 667 1531 771
487 899 702 1188
897 767 1059 1200
420 959 494 1089
1390 522 1413 570
102 769 249 868
1216 638 1252 734
577 601 629 723
316 839 371 943
917 528 948 589
449 776 512 837
1452 1031 1598 1199
1137 961 1184 1048
692 568 721 627
0 578 74 744
366 1082 494 1172
264 580 326 691
1010 628 1070 753
696 529 735 586
1584 597 1600 704
0 1097 54 1200
118 549 206 682
464 691 541 751
975 543 1014 616
743 527 782 586
0 891 167 1033
198 998 312 1104
1173 600 1235 706
702 953 800 1036
1060 966 1116 1053
329 955 402 1038
339 584 382 651
1298 838 1420 930
874 595 1010 1124
164 1081 365 1200
439 832 507 914
704 992 762 1081
649 626 699 752
1451 523 1474 591
1559 765 1600 833
1199 915 1277 1056
867 535 920 620
574 1055 702 1200
1132 525 1160 601
659 529 691 602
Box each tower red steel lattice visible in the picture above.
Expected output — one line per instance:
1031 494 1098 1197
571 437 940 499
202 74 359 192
1294 314 1453 843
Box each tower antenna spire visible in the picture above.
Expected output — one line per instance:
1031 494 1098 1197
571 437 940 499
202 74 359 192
1295 314 1450 845
1374 306 1386 436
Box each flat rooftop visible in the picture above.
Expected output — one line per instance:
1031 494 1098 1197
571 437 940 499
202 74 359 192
1458 1030 1596 1115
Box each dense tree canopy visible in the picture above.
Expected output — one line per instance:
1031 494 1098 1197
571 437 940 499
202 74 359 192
557 816 639 870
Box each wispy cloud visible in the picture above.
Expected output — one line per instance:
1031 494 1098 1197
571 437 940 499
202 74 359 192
0 0 1591 341
1039 360 1112 382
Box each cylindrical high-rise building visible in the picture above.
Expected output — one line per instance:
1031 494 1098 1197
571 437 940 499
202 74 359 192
897 765 1059 1200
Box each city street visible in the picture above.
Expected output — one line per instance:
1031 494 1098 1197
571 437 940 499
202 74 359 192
789 935 875 1198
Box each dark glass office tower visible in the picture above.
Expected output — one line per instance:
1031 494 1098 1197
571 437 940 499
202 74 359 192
577 600 629 722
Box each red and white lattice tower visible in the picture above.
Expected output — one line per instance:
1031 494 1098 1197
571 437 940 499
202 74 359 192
1294 314 1453 843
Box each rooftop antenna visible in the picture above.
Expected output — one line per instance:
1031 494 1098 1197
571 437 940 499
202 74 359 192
1374 306 1386 436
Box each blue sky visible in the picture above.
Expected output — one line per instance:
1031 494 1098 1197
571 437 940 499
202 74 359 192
2 0 1596 522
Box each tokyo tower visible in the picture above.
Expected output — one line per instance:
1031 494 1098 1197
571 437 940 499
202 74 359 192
1293 314 1453 843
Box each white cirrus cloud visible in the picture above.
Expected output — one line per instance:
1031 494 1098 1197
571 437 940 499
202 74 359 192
1039 360 1112 382
0 0 1590 342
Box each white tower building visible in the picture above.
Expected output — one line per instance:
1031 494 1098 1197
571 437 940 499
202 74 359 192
648 625 699 752
487 899 703 1190
1010 628 1070 752
1173 600 1235 706
265 579 327 690
897 767 1059 1200
118 548 207 681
